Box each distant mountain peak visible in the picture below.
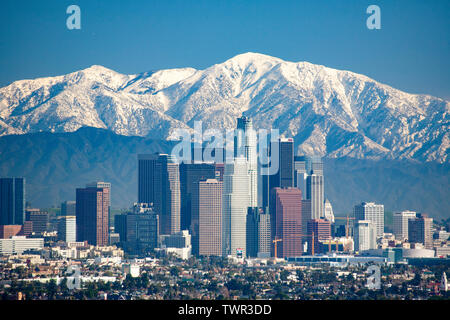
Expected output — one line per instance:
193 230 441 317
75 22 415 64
0 53 448 162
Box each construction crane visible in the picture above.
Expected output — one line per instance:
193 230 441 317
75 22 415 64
272 238 282 258
334 215 355 252
273 233 315 257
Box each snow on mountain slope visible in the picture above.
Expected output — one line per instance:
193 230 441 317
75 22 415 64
0 52 448 162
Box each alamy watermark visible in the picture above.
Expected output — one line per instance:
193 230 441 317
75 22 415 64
170 121 280 176
366 265 381 290
66 5 81 30
366 5 381 30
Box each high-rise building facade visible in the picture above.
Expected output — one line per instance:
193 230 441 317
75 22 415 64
76 185 110 246
263 138 294 210
294 156 325 221
57 216 76 242
180 163 216 231
127 204 159 254
138 154 180 235
235 116 258 207
191 179 222 256
408 213 433 249
257 208 271 258
354 202 384 237
307 218 331 254
393 211 416 241
246 207 259 258
61 201 76 216
306 174 324 220
114 203 159 254
354 220 377 252
275 138 294 188
271 187 302 258
301 199 312 237
0 177 25 226
222 157 250 258
323 199 335 224
25 209 49 235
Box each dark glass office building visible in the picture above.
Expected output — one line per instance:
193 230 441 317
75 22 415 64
0 177 25 225
180 163 216 231
138 154 180 235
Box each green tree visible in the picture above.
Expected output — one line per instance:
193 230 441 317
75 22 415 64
46 279 58 300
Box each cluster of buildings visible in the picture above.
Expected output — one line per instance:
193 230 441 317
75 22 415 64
0 117 449 266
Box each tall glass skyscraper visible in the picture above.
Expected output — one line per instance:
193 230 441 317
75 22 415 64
0 177 25 226
295 156 324 221
180 163 216 231
76 185 110 246
138 153 180 235
222 157 250 258
263 137 294 209
235 116 258 207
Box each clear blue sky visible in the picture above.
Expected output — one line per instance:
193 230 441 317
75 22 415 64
1 0 449 99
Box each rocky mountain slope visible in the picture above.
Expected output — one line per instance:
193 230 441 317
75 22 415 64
1 53 448 162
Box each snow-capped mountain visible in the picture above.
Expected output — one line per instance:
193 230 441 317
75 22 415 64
0 52 448 162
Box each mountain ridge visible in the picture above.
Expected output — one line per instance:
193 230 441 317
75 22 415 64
0 52 448 162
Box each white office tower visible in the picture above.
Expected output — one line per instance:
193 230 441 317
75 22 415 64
306 174 324 220
222 157 250 258
354 220 377 252
354 202 384 238
58 215 76 242
393 211 416 241
324 199 335 223
235 116 258 207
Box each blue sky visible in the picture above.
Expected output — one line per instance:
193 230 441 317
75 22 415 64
1 0 449 99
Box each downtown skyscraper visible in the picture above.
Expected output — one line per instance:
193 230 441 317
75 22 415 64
191 179 223 256
408 213 433 249
262 137 294 209
180 163 216 231
76 184 110 246
393 210 417 241
295 156 324 221
270 187 303 258
0 177 25 226
222 157 250 258
235 116 258 207
306 174 324 220
138 153 181 235
354 202 384 238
